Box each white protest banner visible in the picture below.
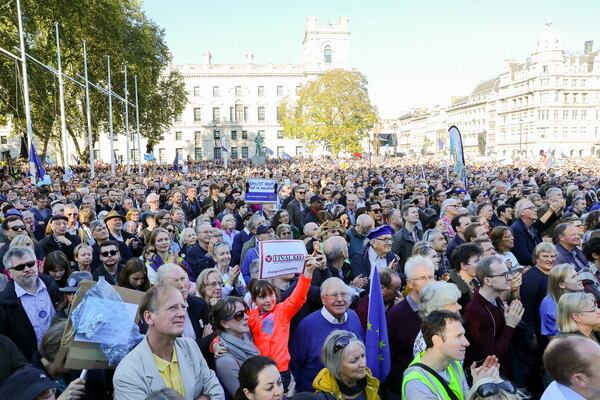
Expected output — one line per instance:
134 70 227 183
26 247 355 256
245 178 278 204
259 240 306 279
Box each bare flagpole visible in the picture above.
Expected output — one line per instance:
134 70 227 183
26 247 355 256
83 40 95 178
134 75 142 173
124 65 130 174
107 56 115 175
55 23 69 169
16 0 35 180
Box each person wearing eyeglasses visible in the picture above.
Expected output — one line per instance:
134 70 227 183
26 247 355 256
557 292 600 343
466 376 524 400
92 240 124 285
0 215 45 272
0 246 61 360
385 256 435 398
208 297 260 398
313 330 380 400
290 277 365 393
63 204 81 237
285 186 308 233
464 256 524 382
0 367 65 400
351 225 397 283
403 310 501 400
440 199 461 238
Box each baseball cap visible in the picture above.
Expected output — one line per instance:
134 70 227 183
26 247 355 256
0 367 57 400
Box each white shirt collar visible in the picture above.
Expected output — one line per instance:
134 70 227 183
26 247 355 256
321 307 347 324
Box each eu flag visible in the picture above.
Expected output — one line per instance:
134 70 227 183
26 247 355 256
365 265 390 381
173 152 179 171
264 146 274 155
28 141 46 181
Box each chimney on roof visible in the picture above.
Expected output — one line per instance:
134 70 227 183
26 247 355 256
246 51 254 64
585 41 593 55
204 52 212 65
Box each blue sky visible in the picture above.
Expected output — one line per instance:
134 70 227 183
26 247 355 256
140 0 600 118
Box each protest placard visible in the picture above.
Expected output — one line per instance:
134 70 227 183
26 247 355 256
55 280 145 370
259 240 307 279
245 178 278 203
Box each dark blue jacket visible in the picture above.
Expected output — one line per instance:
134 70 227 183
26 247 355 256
510 212 558 266
350 245 395 281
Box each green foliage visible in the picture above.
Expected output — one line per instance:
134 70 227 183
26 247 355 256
278 68 378 155
0 0 187 158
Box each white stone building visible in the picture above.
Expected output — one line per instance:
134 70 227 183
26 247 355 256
0 16 350 164
154 16 350 163
387 22 600 160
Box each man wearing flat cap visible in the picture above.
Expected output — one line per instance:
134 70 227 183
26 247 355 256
351 224 397 281
39 215 81 262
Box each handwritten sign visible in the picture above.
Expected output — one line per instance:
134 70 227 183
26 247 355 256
259 240 307 279
245 179 277 204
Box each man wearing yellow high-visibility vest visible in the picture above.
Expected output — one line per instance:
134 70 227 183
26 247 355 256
402 310 500 400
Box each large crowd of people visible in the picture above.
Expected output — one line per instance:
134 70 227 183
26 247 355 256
1 155 600 400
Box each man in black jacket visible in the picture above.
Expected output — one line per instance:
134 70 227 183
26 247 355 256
0 246 61 360
39 215 81 262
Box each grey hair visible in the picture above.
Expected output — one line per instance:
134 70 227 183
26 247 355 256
546 187 562 200
513 199 531 220
90 220 107 232
248 214 266 232
404 255 434 279
249 259 260 279
146 193 159 203
422 229 442 243
64 203 78 212
419 281 461 318
320 330 365 381
155 263 188 285
320 277 347 296
3 246 36 270
440 199 457 216
194 221 212 234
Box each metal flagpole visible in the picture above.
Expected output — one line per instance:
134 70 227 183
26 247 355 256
83 40 95 178
16 0 36 180
55 23 69 169
134 75 142 173
124 65 130 174
107 56 115 175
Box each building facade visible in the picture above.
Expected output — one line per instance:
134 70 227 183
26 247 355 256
0 16 350 164
385 22 600 160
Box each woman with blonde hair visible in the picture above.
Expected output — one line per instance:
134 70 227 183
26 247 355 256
557 292 600 342
539 264 584 338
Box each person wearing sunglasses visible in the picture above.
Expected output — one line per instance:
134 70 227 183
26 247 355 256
467 377 523 400
209 297 260 398
403 310 501 400
92 240 124 285
313 330 380 400
0 246 61 361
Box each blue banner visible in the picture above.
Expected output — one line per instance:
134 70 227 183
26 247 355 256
365 265 391 381
448 126 466 186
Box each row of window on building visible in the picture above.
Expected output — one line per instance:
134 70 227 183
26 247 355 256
156 145 304 162
162 129 286 142
176 105 282 124
191 85 302 98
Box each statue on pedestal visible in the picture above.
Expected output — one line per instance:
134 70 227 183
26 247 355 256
255 134 264 156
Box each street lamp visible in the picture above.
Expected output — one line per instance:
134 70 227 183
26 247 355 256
213 123 218 160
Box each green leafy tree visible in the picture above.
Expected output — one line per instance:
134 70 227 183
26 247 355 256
278 68 378 155
0 0 187 160
422 137 433 155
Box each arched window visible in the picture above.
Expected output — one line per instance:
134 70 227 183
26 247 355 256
324 46 332 64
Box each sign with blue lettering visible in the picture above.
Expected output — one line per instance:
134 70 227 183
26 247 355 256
245 179 278 204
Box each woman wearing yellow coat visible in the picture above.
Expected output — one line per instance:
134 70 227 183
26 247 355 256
313 330 380 400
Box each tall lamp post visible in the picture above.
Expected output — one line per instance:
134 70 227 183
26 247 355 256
213 124 218 160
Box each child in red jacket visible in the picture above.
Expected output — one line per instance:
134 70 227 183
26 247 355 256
247 253 320 392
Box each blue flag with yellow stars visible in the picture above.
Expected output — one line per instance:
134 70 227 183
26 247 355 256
366 265 390 381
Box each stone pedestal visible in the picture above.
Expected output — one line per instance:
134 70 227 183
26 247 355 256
251 156 266 164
